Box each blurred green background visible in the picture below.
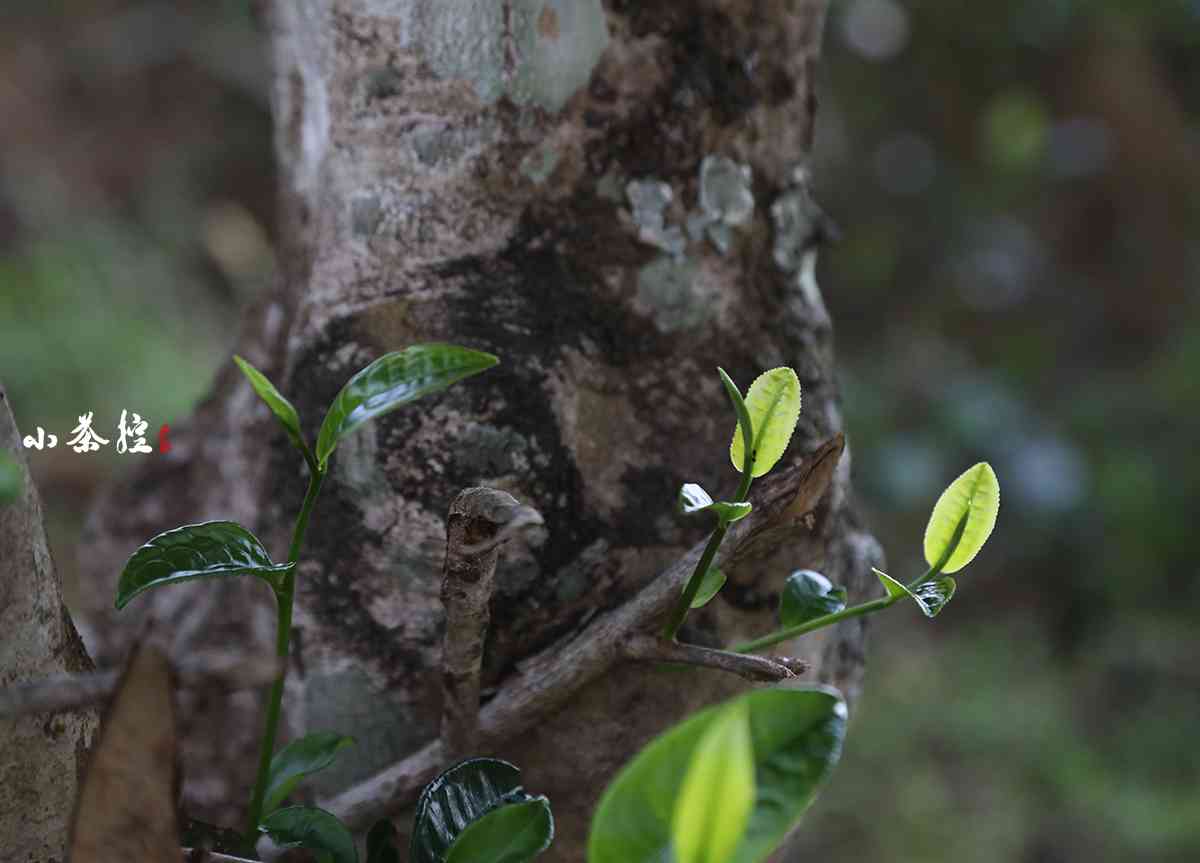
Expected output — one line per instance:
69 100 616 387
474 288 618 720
1 1 1197 861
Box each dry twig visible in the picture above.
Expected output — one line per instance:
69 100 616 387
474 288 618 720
440 488 542 757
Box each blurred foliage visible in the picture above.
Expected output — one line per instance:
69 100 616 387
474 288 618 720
0 0 1197 860
0 0 274 601
0 223 229 439
792 1 1200 861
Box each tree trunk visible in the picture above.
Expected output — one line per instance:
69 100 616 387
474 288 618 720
0 385 97 862
78 1 882 859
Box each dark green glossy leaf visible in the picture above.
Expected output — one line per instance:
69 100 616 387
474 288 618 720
411 758 541 863
779 570 847 628
263 732 355 815
678 483 751 525
873 568 956 618
366 819 402 863
316 344 498 469
115 521 292 609
689 567 726 609
672 701 754 863
718 368 755 476
234 355 312 465
259 805 357 863
0 450 21 505
588 687 847 863
444 798 554 863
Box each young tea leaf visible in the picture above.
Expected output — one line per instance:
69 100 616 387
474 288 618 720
873 568 957 618
0 450 21 505
444 798 555 863
689 567 727 609
911 577 957 618
711 501 752 524
923 462 1000 574
672 702 755 863
679 483 752 525
263 732 355 816
718 368 755 476
411 758 542 863
730 368 801 478
588 687 847 863
779 570 847 628
679 483 715 513
69 641 178 863
259 806 358 863
315 344 498 469
873 568 909 601
115 521 293 609
366 820 402 863
233 355 312 465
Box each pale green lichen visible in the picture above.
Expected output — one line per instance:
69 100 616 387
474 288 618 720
699 155 754 226
636 255 707 333
771 185 821 271
408 0 610 112
510 0 610 111
627 179 687 257
414 0 509 104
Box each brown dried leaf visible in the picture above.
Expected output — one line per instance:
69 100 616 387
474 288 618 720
69 641 180 863
780 433 845 521
729 434 845 565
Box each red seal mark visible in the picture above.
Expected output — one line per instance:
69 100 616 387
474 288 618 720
158 424 172 454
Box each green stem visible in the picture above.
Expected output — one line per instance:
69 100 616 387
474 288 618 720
907 511 967 591
734 510 971 654
662 524 729 640
662 467 755 641
245 468 325 840
733 595 897 653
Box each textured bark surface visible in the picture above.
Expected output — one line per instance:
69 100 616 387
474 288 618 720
0 384 97 862
77 1 882 859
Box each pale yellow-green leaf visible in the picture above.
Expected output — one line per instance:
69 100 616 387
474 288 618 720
671 701 755 863
873 568 909 601
729 368 802 478
923 462 1000 574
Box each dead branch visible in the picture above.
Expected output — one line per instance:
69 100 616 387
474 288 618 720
440 488 541 757
619 634 807 681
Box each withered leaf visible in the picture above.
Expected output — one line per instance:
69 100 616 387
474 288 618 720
728 434 845 566
69 641 179 863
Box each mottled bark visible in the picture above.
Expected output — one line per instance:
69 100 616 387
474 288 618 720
0 384 97 862
78 1 881 859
